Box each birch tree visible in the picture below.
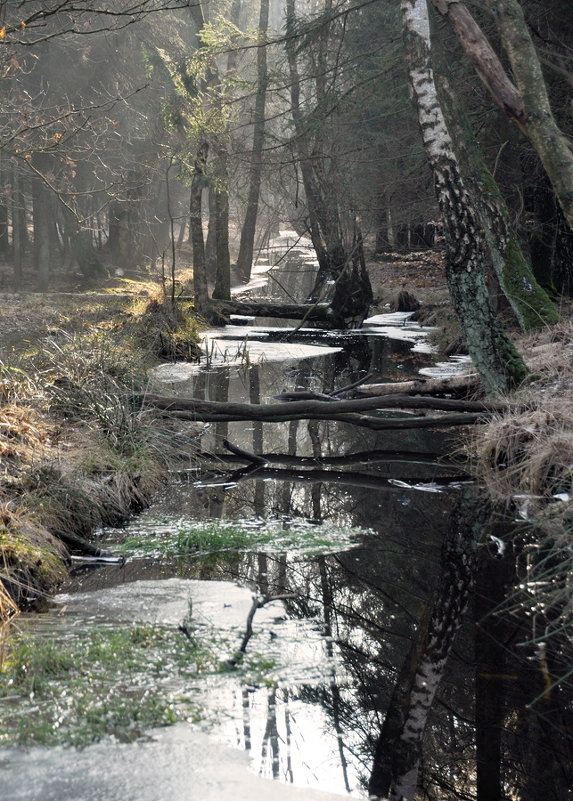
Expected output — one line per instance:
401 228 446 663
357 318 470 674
400 0 527 397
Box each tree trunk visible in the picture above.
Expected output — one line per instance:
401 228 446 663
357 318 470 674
236 0 269 281
32 179 51 291
432 0 573 233
211 162 232 300
108 199 124 265
211 2 240 301
283 0 372 324
433 71 558 330
0 160 9 259
401 0 528 397
32 157 52 291
12 164 24 287
205 187 217 281
190 142 209 313
489 0 573 232
284 0 345 285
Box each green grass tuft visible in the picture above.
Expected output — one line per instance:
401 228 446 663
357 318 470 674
0 624 215 747
117 518 364 560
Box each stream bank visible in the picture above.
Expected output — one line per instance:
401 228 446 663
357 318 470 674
0 243 474 799
0 247 456 618
0 284 204 616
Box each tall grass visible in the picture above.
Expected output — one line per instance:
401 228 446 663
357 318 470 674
473 318 573 688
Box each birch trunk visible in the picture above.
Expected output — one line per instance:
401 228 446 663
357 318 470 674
382 488 485 801
401 0 527 397
434 73 558 330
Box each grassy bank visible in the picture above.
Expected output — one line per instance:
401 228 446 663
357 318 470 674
471 317 573 679
0 281 202 619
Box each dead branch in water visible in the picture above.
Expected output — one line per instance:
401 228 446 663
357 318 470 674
139 392 505 432
207 446 466 469
227 593 297 667
354 373 481 397
196 465 468 489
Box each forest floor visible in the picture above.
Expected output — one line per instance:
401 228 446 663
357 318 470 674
0 252 571 622
367 248 449 302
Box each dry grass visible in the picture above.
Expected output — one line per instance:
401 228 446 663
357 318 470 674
473 318 573 671
0 290 203 620
475 319 573 504
477 405 573 500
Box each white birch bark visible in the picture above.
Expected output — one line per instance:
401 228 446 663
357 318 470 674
400 0 527 397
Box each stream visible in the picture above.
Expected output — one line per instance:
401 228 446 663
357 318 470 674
1 237 533 800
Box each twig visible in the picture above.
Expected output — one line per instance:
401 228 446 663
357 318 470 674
227 593 297 667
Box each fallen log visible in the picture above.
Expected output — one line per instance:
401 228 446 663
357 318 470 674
165 408 485 430
179 297 337 324
207 446 467 469
139 392 506 419
354 373 481 397
196 465 466 489
52 530 121 560
140 393 493 431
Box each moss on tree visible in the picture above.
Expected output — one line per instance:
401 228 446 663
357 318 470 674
502 238 560 330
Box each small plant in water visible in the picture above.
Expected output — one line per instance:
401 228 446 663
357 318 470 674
0 624 217 747
117 517 364 560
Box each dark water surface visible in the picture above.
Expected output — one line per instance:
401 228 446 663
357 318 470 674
2 306 470 798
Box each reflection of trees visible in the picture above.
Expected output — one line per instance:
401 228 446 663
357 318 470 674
160 317 573 797
249 365 265 516
259 687 280 780
192 488 573 799
215 488 447 792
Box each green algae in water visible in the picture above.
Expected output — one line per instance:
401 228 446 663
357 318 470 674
117 518 365 559
0 624 217 747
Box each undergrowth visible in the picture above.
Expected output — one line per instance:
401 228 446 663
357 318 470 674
0 293 203 619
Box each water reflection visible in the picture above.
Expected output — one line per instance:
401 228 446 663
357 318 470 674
134 318 469 796
68 458 453 797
